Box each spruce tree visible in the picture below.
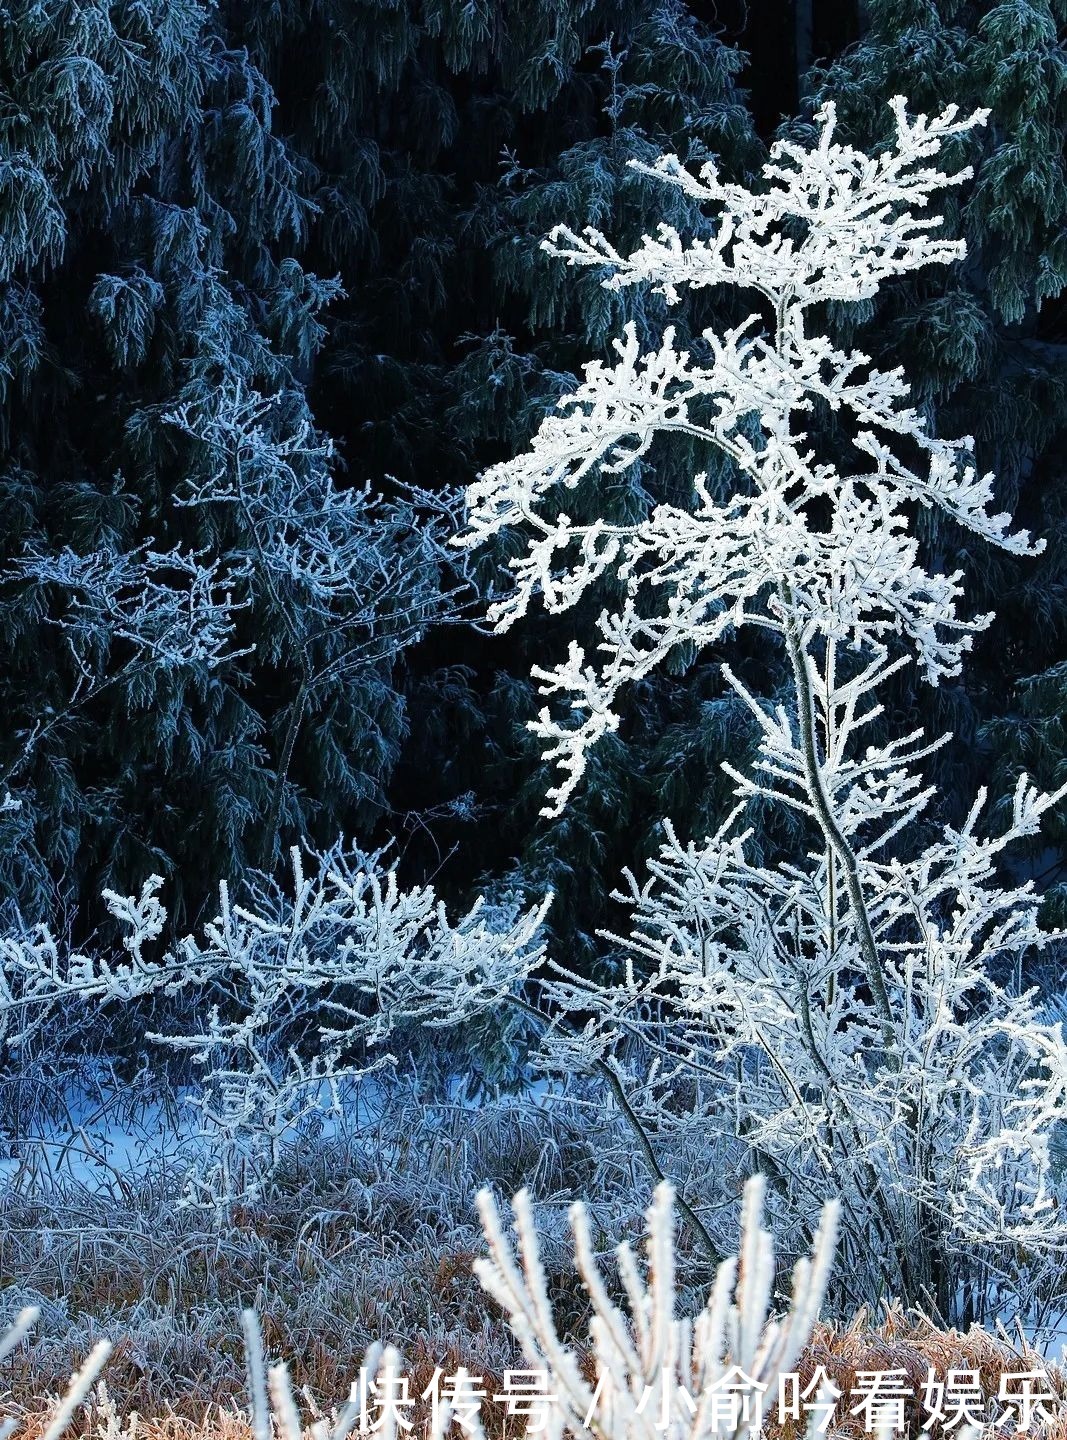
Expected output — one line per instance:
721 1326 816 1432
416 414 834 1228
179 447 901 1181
0 0 444 928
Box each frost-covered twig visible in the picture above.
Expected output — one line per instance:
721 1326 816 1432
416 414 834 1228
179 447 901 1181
0 1309 111 1440
164 380 482 863
474 1174 839 1440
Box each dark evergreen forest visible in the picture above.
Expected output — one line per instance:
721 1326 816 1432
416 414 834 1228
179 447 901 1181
1 0 1064 979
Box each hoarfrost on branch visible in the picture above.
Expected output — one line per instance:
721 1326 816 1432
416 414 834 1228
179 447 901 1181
454 96 1067 1312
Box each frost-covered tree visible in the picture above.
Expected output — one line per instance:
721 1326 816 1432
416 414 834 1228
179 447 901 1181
455 98 1067 1320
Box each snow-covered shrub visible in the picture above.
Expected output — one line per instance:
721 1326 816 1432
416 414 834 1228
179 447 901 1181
0 840 552 1209
454 98 1067 1318
163 380 482 866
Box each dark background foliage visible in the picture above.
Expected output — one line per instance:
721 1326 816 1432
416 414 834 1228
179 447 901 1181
0 0 1064 982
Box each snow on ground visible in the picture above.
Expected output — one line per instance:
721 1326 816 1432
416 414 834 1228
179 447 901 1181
0 1090 199 1194
0 1068 560 1194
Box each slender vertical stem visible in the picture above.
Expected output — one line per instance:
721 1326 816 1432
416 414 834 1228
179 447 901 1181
771 306 892 1037
781 606 894 1037
504 995 720 1270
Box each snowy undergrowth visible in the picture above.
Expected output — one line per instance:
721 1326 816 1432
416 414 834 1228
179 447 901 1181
1 1154 1064 1440
0 1084 628 1420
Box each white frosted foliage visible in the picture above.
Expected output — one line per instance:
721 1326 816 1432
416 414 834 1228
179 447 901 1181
474 1174 838 1440
456 96 1067 1308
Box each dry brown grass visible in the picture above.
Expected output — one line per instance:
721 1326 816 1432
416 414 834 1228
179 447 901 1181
0 1091 629 1434
769 1303 1066 1440
6 1304 1065 1440
2 1092 1065 1440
